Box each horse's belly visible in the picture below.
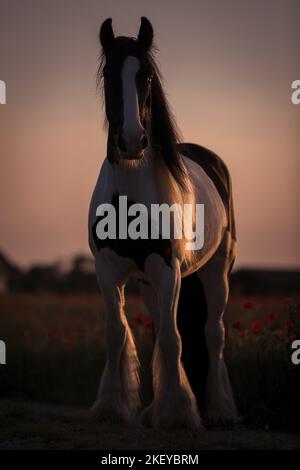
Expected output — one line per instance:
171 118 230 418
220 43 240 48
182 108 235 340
180 155 228 276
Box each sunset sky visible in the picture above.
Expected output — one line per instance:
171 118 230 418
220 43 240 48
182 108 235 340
0 0 299 268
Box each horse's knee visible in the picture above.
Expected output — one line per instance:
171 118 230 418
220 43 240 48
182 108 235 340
205 319 225 360
156 329 181 382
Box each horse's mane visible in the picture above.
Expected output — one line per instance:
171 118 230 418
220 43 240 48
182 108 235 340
97 38 189 191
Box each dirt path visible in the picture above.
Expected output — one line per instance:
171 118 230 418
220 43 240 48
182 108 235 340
0 401 299 450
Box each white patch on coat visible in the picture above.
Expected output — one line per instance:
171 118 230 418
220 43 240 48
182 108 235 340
121 56 144 152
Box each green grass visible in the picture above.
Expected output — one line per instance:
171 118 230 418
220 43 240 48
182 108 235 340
0 293 299 431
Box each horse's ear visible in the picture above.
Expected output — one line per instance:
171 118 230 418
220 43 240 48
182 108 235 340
99 18 115 53
137 17 153 51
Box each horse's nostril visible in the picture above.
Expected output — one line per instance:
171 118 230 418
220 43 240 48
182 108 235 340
141 134 148 150
117 134 127 152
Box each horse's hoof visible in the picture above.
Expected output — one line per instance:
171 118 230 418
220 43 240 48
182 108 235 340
152 395 202 431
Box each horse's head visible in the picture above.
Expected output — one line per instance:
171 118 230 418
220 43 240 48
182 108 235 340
99 17 155 162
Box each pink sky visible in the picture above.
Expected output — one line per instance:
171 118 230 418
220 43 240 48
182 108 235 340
0 0 299 268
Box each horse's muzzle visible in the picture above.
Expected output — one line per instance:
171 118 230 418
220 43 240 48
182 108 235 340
117 131 148 160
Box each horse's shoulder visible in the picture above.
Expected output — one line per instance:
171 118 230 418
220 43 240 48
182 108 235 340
177 143 236 241
177 143 231 190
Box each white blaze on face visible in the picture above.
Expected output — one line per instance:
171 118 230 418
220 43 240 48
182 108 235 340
121 56 144 156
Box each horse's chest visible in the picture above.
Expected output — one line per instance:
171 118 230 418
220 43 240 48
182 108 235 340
92 193 172 272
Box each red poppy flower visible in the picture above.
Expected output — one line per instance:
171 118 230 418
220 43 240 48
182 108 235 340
48 328 60 340
240 330 246 338
232 320 241 330
243 300 254 310
252 320 262 334
269 313 277 321
285 319 294 328
134 312 144 325
273 328 284 338
145 319 154 330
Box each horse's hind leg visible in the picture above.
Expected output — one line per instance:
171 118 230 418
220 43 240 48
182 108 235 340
92 254 140 424
197 230 238 425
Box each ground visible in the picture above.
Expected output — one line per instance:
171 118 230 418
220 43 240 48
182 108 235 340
0 401 299 450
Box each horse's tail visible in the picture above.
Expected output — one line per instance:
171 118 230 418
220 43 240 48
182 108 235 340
177 271 209 412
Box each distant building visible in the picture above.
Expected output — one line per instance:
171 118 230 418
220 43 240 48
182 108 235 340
0 251 21 292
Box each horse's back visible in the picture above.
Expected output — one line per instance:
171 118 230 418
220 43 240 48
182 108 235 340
177 142 236 241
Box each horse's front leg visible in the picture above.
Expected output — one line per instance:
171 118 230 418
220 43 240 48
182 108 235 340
145 255 201 430
92 254 140 424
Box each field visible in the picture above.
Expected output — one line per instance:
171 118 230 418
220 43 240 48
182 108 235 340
0 292 300 449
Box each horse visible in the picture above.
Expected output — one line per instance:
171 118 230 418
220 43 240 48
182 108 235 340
88 17 238 429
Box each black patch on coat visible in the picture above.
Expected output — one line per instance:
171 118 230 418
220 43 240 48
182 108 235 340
177 143 236 241
92 193 172 270
177 271 209 411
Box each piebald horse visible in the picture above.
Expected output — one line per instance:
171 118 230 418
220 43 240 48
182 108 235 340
88 17 238 429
